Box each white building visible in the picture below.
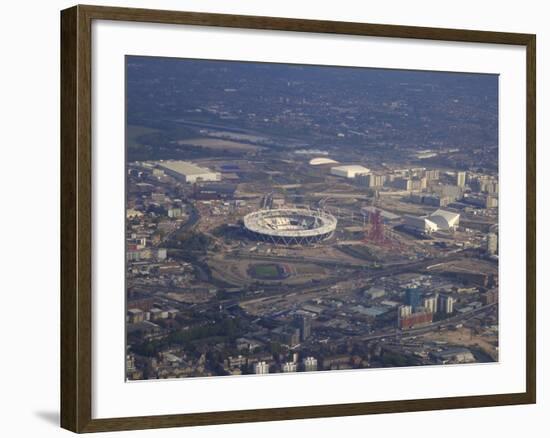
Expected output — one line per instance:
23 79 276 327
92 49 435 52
404 209 459 234
403 215 439 234
157 161 221 183
126 208 143 218
429 209 460 230
364 286 386 299
422 295 438 313
282 362 297 373
156 248 167 261
487 233 498 255
330 165 370 179
167 207 182 218
254 361 269 375
398 305 412 318
303 356 318 372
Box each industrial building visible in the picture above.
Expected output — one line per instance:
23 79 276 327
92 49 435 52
157 161 221 183
330 165 370 179
364 286 386 299
433 347 475 364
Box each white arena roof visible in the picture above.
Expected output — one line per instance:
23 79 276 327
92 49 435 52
429 209 460 230
404 215 438 233
309 157 339 166
404 209 460 233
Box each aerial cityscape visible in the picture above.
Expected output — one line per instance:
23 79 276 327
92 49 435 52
125 56 499 380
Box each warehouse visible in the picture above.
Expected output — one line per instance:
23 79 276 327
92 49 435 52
157 161 221 183
330 164 370 178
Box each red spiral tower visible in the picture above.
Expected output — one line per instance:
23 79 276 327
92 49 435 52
368 209 385 243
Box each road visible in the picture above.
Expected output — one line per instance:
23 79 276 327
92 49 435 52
345 303 498 344
159 202 200 246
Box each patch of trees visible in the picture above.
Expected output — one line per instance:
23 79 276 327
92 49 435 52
379 350 420 368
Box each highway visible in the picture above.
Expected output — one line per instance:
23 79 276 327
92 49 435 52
343 302 498 344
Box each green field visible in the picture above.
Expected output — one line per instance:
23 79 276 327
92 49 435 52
126 125 160 150
250 264 281 279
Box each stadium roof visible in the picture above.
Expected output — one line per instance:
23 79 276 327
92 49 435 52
243 208 337 244
309 157 339 166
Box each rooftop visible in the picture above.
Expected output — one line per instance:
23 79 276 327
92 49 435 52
331 165 370 173
157 161 216 176
309 157 339 166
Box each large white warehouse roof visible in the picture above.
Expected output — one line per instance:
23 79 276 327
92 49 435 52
330 165 370 178
157 161 214 176
157 161 221 183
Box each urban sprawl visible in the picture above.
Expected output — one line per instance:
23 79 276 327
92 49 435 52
125 58 499 380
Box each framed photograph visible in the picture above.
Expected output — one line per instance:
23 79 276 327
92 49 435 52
60 5 536 433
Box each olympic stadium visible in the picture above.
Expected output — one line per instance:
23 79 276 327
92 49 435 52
243 208 338 245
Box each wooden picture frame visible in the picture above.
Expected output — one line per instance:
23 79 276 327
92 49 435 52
61 4 536 433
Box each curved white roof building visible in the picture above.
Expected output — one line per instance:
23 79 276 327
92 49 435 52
309 157 339 166
429 209 460 230
404 215 438 234
404 209 460 234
